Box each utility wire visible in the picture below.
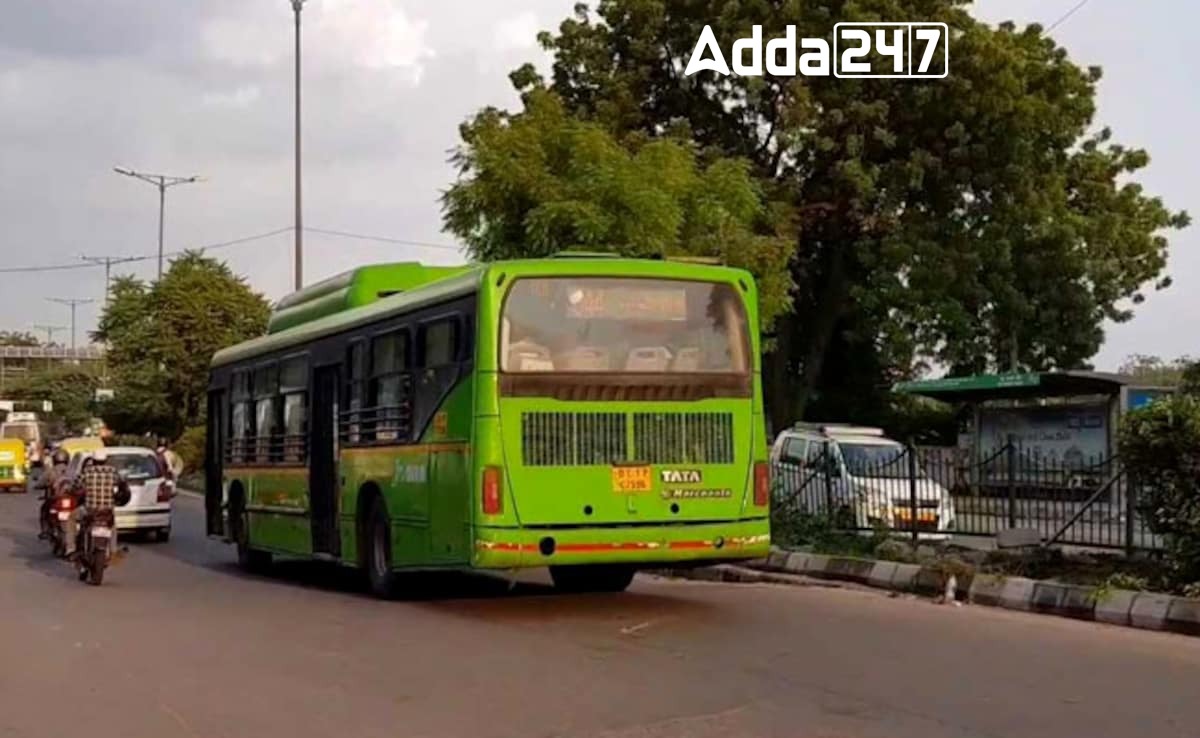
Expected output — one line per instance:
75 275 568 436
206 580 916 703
0 225 461 274
303 227 462 252
1046 0 1094 32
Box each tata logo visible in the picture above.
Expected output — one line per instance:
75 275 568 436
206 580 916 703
660 469 702 484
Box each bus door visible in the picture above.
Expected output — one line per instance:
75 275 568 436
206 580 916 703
309 365 341 556
205 389 227 537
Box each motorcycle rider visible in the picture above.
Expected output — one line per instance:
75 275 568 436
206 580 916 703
37 448 72 540
64 448 129 559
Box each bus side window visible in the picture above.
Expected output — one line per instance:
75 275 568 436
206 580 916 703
345 342 366 444
416 317 462 437
370 330 411 442
280 355 308 462
229 370 253 464
253 364 279 463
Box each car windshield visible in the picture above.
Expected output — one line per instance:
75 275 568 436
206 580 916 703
839 442 921 479
109 453 162 481
500 277 750 373
1 423 38 442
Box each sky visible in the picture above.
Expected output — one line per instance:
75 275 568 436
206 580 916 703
0 0 1193 370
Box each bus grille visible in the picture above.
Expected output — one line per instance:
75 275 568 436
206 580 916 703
519 411 735 466
521 412 627 466
633 412 735 465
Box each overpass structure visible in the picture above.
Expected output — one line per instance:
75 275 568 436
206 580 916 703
0 345 105 391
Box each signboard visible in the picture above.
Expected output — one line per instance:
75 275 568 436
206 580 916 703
1127 388 1171 411
979 404 1108 467
565 286 688 321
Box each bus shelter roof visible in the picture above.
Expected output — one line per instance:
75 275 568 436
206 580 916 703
892 371 1157 403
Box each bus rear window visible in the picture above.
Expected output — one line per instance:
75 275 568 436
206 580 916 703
501 278 749 374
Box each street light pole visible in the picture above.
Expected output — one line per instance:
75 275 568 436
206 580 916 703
81 254 140 304
47 298 94 352
292 0 306 291
113 167 202 280
32 325 65 346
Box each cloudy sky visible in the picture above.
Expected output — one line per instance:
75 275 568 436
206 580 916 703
0 0 1192 370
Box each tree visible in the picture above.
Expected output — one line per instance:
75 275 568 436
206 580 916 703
94 251 270 437
1118 355 1197 387
7 365 99 432
495 0 1187 431
443 89 794 328
0 331 39 347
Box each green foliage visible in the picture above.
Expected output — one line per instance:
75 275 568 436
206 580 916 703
513 0 1188 429
443 89 794 330
173 425 206 474
1119 396 1200 586
0 331 40 347
6 365 99 432
94 251 269 438
1118 354 1197 387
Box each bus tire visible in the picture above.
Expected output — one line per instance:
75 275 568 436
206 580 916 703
231 488 271 573
549 565 636 593
365 496 400 599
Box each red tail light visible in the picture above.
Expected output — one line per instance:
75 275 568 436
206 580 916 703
57 497 74 511
482 466 503 515
158 480 174 502
753 462 770 507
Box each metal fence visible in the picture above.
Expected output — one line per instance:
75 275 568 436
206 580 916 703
771 440 1162 552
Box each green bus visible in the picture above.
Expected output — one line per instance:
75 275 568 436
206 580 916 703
205 255 770 596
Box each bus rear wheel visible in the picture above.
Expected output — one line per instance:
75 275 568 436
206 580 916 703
549 565 636 593
231 494 271 573
365 496 400 599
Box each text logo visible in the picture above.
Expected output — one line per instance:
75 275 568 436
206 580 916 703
661 488 733 500
684 23 948 79
834 23 948 78
661 469 702 484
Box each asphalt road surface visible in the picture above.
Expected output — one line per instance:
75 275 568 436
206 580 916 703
2 493 1198 738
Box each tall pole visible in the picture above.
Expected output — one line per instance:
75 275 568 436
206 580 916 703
292 0 306 291
47 299 94 352
32 325 65 346
81 255 140 304
113 167 202 280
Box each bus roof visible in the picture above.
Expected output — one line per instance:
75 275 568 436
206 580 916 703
212 256 754 369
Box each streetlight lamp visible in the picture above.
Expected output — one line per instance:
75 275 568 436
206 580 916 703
113 167 202 280
291 0 307 291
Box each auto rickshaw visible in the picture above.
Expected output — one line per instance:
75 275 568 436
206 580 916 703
0 439 28 492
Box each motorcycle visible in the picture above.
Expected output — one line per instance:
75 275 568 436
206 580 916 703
73 474 132 586
76 507 116 586
42 487 76 558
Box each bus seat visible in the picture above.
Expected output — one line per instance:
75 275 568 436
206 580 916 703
507 341 554 371
671 347 701 371
625 346 672 371
559 346 610 371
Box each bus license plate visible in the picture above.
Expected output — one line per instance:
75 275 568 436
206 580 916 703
612 466 652 494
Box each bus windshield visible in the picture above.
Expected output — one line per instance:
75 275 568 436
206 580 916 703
501 278 750 374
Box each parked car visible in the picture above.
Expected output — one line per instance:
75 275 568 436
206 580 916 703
770 424 956 538
66 446 175 541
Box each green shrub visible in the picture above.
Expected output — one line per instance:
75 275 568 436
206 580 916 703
1119 395 1200 587
174 426 206 474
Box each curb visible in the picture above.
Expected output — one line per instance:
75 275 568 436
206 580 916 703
664 546 1200 637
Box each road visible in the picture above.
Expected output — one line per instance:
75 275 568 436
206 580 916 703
1 494 1198 738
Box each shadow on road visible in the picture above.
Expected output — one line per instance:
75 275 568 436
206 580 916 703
0 496 80 583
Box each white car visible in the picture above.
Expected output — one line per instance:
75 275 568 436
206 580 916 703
770 424 956 539
67 447 175 541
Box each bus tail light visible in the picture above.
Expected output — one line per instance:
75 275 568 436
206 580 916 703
482 466 503 515
753 462 769 507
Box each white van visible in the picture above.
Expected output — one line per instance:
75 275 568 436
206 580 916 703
770 424 956 538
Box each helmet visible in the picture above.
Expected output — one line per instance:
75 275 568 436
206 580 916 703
52 448 69 465
92 447 108 463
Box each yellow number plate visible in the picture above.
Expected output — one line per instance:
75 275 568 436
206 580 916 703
895 509 938 523
612 466 652 494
